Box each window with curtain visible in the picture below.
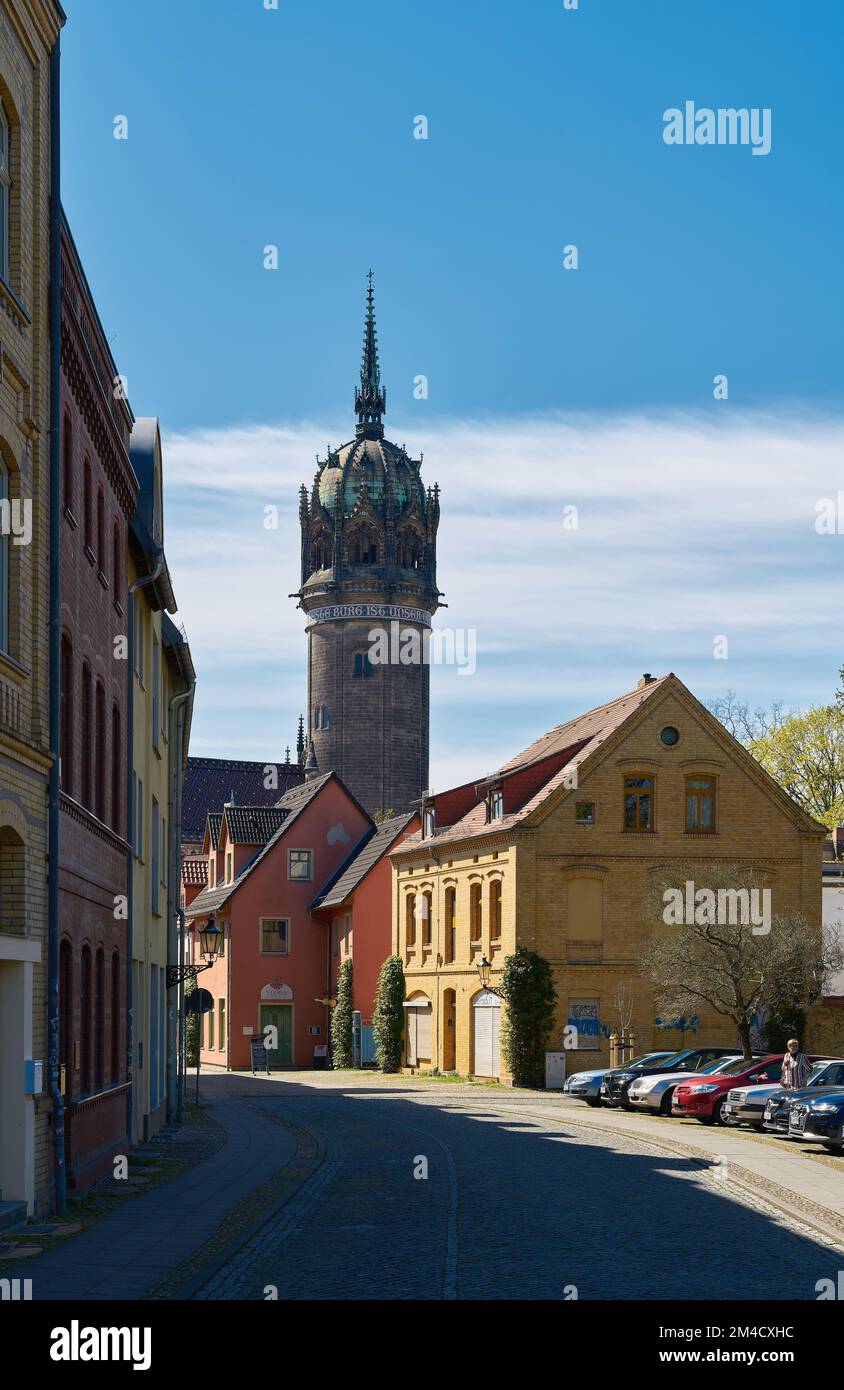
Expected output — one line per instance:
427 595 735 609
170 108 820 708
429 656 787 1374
405 893 416 948
422 890 432 946
685 776 716 833
623 775 654 831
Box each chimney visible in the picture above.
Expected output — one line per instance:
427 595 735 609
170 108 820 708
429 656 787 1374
637 673 655 689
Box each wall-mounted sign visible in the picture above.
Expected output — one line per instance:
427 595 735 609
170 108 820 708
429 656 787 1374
260 982 292 1001
242 1026 254 1035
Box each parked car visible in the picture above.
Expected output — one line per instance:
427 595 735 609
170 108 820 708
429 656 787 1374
564 1052 674 1107
628 1055 748 1116
784 1089 844 1151
728 1059 844 1131
672 1055 824 1126
601 1046 738 1109
761 1060 844 1135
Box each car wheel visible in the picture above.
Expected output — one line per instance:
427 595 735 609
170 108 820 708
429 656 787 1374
659 1089 675 1116
585 1098 602 1108
712 1098 728 1126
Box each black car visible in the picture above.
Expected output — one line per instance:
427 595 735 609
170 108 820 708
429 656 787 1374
600 1045 738 1109
784 1089 844 1151
761 1060 844 1135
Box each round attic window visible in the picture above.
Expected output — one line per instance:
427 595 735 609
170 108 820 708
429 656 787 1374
659 726 680 747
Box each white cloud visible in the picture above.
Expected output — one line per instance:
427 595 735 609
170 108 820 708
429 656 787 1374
162 409 844 769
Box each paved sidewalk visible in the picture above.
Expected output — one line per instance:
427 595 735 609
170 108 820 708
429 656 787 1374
498 1097 844 1243
24 1091 301 1301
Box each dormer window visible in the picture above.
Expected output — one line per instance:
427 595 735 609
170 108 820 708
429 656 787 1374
487 788 503 822
423 805 436 838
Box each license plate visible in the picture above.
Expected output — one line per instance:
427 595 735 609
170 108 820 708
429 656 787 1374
789 1112 805 1132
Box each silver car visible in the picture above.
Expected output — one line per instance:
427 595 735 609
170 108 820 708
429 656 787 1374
628 1055 746 1116
565 1051 674 1107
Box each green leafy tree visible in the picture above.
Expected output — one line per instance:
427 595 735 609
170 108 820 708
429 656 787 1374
373 955 405 1073
747 706 844 830
331 958 354 1068
499 947 558 1088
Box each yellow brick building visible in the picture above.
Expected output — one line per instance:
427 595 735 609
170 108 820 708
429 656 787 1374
391 674 826 1081
0 0 63 1216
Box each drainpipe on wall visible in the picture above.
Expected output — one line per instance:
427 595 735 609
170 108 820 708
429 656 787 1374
47 31 65 1217
126 551 163 1146
166 681 194 1122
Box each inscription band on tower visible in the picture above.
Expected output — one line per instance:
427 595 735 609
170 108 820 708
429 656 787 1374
306 603 432 628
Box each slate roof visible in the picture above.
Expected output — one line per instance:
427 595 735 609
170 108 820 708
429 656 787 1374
310 811 416 911
182 857 208 887
182 757 304 846
207 812 223 850
185 772 337 920
394 676 671 854
222 807 289 846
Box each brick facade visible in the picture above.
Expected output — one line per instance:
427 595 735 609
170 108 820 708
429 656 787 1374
0 0 63 1218
57 215 136 1188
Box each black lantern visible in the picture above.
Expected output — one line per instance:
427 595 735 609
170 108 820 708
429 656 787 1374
477 955 492 989
198 916 223 961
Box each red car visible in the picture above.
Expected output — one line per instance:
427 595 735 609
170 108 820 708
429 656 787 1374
672 1055 801 1125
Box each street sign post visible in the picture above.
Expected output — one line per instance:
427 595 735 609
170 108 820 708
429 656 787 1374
185 988 214 1102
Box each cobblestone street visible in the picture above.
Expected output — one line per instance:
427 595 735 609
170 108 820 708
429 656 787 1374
23 1072 844 1303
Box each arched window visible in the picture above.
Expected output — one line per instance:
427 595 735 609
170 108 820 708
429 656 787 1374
112 519 122 601
0 101 10 283
0 455 9 654
95 680 106 820
80 662 92 807
111 702 121 831
96 488 105 573
310 534 331 571
398 530 421 569
352 529 378 565
110 950 121 1084
60 634 73 793
83 457 93 553
63 414 73 516
59 940 73 1097
80 945 92 1094
0 825 25 935
94 948 105 1091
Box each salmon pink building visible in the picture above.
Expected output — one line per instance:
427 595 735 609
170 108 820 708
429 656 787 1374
184 772 405 1070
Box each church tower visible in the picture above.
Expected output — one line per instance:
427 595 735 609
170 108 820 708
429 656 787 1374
294 274 441 817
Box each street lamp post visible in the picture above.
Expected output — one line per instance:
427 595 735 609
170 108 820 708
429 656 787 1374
168 916 224 1106
477 955 502 997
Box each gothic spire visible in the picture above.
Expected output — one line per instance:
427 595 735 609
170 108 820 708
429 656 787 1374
355 269 386 440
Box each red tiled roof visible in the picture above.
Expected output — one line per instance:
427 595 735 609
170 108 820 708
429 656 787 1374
395 676 670 853
182 857 208 886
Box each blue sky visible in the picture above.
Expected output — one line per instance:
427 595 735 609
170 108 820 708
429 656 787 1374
60 1 844 782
